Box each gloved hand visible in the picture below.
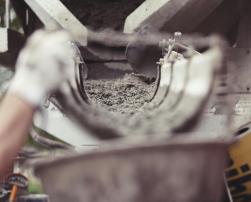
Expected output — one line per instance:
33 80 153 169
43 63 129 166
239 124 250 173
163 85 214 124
8 30 75 107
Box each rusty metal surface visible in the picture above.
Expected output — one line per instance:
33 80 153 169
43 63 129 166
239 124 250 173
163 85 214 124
35 140 228 202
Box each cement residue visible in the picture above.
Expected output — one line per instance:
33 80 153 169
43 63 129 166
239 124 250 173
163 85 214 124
85 73 156 115
67 72 177 138
61 0 144 31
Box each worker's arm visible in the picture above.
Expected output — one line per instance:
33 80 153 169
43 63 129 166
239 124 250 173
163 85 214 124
0 30 74 177
0 94 35 175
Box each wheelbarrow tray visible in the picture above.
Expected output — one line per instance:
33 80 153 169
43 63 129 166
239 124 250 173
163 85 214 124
34 138 229 202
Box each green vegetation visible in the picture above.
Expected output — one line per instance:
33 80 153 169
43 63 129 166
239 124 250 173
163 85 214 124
28 177 43 194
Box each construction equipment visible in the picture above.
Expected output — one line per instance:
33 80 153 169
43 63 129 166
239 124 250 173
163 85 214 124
124 0 239 77
12 0 240 78
223 1 251 201
225 123 251 201
124 0 239 37
2 0 251 202
29 32 230 202
34 139 228 202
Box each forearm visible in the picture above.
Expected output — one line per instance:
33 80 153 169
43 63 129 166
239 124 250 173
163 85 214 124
0 30 72 178
0 93 35 177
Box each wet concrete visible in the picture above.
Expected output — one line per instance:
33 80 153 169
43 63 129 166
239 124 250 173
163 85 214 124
61 0 145 31
85 73 156 115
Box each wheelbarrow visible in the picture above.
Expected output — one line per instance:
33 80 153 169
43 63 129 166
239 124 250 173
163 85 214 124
34 139 229 202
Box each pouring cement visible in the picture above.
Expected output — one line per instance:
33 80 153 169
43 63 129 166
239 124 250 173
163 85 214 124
85 73 156 115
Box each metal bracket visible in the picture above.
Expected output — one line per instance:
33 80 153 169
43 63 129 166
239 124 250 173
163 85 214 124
24 0 88 46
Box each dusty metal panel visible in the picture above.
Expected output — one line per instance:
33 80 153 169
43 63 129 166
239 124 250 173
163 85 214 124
228 0 251 93
229 49 251 93
24 0 88 46
124 0 223 33
236 0 251 49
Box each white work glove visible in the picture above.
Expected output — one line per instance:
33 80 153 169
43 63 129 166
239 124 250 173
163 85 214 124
9 30 75 107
